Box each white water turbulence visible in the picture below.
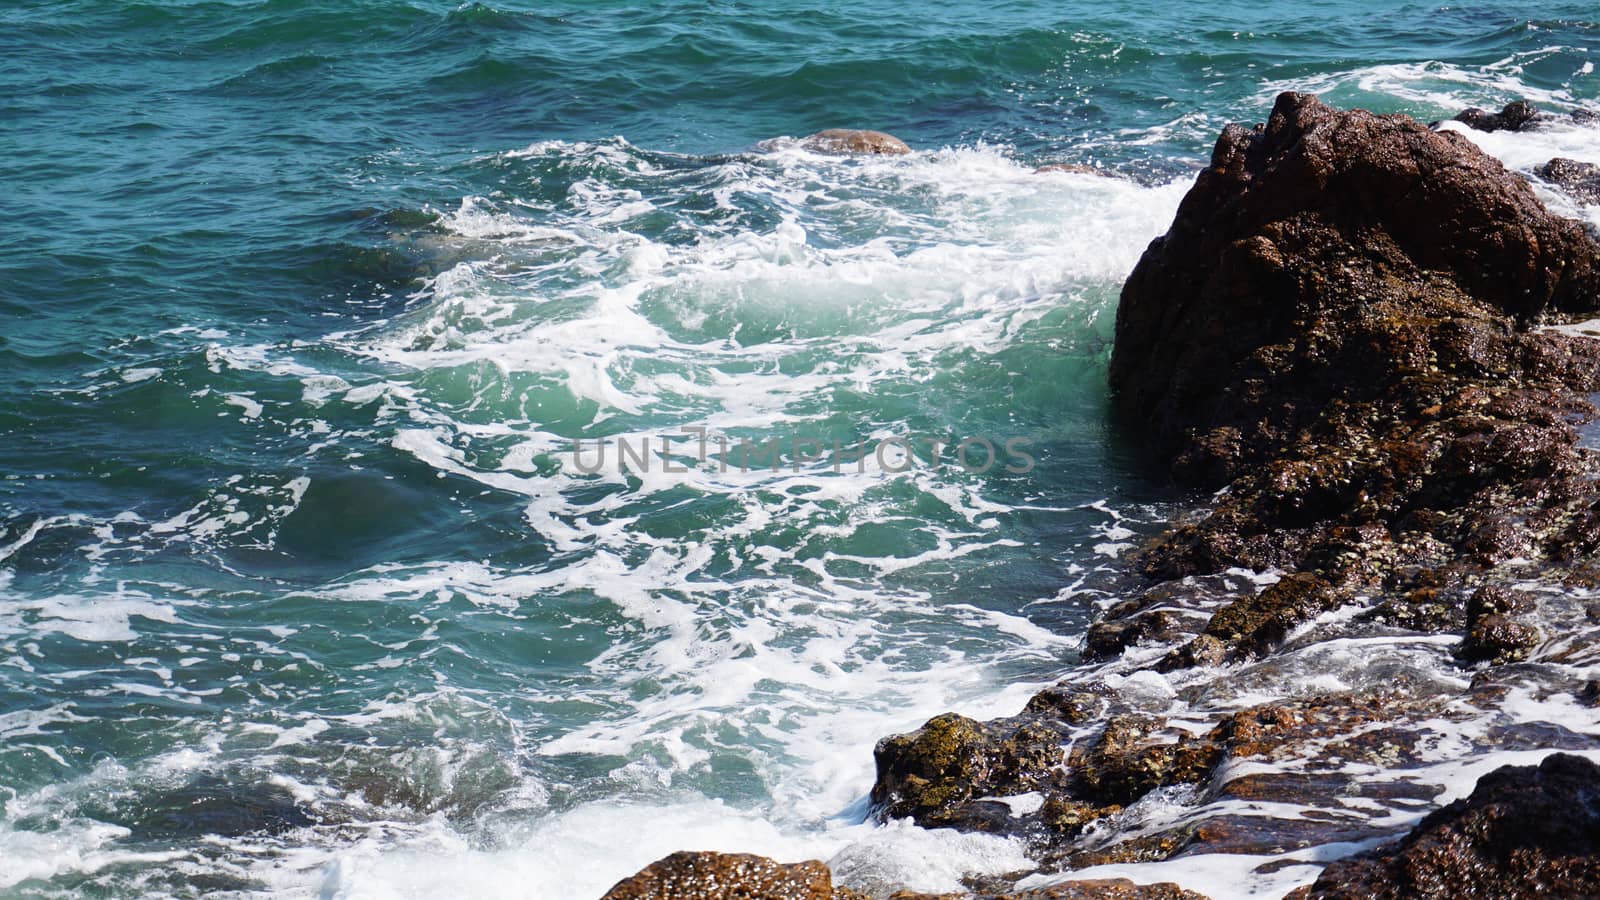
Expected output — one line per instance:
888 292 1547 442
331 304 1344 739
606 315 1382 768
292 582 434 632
9 53 1600 900
0 141 1193 900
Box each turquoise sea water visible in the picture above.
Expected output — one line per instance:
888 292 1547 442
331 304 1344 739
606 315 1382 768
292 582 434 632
2 2 1598 896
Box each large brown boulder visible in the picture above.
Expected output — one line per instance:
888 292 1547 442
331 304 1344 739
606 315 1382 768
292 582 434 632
1109 91 1600 485
1299 753 1600 898
601 851 839 900
1538 157 1600 206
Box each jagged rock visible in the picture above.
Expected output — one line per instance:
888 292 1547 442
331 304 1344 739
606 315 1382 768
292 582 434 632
1362 582 1467 632
1298 753 1600 898
1537 157 1600 206
600 851 838 900
1165 572 1345 666
848 95 1600 894
1023 686 1113 724
799 129 910 155
1039 796 1120 837
1081 577 1244 661
1451 100 1541 132
873 696 1410 845
1111 91 1600 482
1084 608 1187 660
1101 91 1600 662
870 711 1073 829
869 686 1259 835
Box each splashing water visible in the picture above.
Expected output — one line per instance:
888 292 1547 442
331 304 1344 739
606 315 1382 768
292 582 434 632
3 1 1600 897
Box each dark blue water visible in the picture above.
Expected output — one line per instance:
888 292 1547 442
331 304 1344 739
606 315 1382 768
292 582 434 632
2 2 1598 896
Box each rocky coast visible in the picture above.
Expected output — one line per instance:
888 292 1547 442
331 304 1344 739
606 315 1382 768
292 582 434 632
603 93 1600 899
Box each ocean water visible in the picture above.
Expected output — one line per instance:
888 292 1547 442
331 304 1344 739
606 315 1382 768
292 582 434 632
2 2 1599 897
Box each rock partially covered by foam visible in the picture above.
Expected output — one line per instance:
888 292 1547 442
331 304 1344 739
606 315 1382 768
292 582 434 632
600 851 843 899
891 879 1210 899
799 129 911 155
1451 99 1541 133
1111 91 1600 480
1034 163 1118 177
1297 753 1600 899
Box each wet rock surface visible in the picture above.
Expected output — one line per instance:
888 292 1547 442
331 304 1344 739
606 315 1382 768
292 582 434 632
798 129 911 155
889 880 1210 899
1102 91 1600 664
632 94 1600 900
601 851 843 900
1294 754 1600 899
1450 99 1541 132
1034 163 1119 177
871 708 1079 830
1110 90 1600 490
1537 157 1600 206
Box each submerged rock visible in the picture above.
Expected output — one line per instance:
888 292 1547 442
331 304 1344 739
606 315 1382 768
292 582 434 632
119 774 317 839
1459 584 1541 663
600 851 841 900
1034 163 1118 177
799 129 911 155
1298 753 1600 898
1450 99 1541 132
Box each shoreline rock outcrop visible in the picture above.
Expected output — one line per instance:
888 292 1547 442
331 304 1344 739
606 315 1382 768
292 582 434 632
1537 157 1600 206
1098 91 1600 668
865 92 1600 895
605 93 1600 900
1109 91 1600 487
